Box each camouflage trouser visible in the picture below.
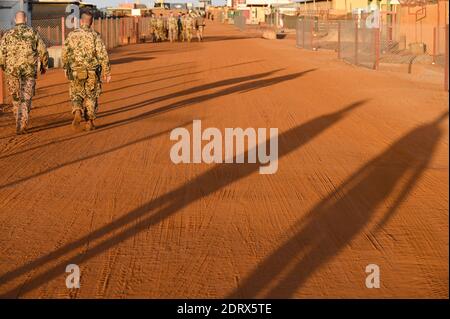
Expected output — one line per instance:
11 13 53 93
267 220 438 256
185 28 193 42
196 26 204 41
168 27 177 42
6 75 36 130
156 27 165 41
69 70 101 120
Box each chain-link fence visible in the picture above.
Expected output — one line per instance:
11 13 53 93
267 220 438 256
32 18 64 48
294 8 448 90
31 17 134 50
234 13 246 32
338 19 379 69
217 11 225 24
138 17 153 42
296 16 316 50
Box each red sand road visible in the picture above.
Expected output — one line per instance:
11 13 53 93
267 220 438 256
0 22 448 298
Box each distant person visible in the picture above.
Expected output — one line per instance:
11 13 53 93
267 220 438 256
0 11 48 135
150 14 157 42
179 13 187 42
184 13 195 43
195 13 206 42
62 11 111 131
156 14 166 42
167 12 178 43
177 13 184 42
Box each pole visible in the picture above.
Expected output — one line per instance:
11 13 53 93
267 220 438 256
373 27 380 70
61 16 65 46
302 18 305 48
337 20 341 58
432 26 437 64
354 19 358 65
105 18 109 49
136 17 139 44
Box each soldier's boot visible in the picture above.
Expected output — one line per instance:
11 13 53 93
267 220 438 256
85 120 96 131
15 120 22 135
18 127 28 135
20 119 29 135
72 110 82 130
15 108 25 135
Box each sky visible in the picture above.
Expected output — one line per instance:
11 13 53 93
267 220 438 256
87 0 227 9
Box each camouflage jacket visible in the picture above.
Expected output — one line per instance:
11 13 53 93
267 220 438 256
196 16 205 28
156 17 165 28
168 16 178 29
62 25 111 77
0 23 48 78
184 16 195 30
150 17 157 28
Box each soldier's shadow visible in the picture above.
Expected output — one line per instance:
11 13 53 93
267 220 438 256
0 100 366 297
110 56 156 65
227 111 448 298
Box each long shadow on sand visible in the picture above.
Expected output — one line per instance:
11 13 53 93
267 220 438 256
0 101 366 297
203 35 257 42
16 68 287 135
227 111 448 298
32 59 265 111
0 70 313 185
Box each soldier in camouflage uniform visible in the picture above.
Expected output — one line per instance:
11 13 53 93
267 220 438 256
150 14 157 43
167 12 178 43
0 11 48 135
62 12 111 131
195 13 206 42
156 14 166 42
183 13 195 43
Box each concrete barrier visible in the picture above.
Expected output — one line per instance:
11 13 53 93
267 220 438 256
48 46 63 68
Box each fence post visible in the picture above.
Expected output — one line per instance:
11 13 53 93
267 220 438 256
432 26 437 64
61 16 65 45
127 19 131 45
135 17 139 44
354 20 358 66
109 18 112 49
337 21 341 58
105 17 109 49
373 27 380 70
111 18 114 48
115 18 119 47
302 18 305 48
119 18 122 45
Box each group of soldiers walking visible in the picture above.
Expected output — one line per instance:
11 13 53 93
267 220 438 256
150 11 206 43
0 11 110 134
